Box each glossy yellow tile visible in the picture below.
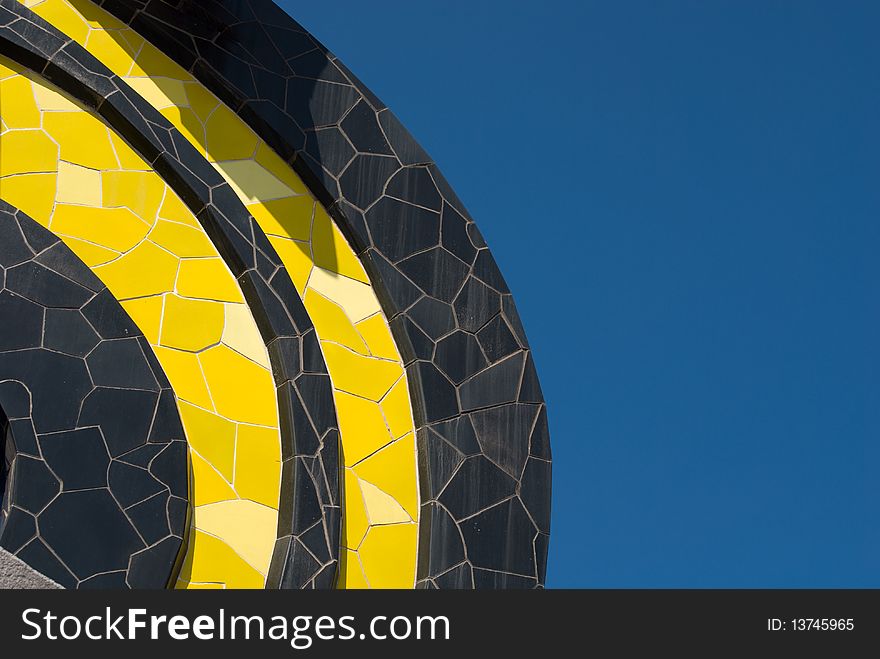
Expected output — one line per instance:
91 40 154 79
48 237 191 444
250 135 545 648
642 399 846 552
356 313 402 361
358 524 419 589
192 500 278 574
43 112 119 169
0 130 57 177
360 479 412 525
176 258 245 303
159 294 224 352
199 345 278 426
304 289 368 354
335 391 393 466
51 204 150 252
353 434 418 519
56 161 102 206
322 343 403 401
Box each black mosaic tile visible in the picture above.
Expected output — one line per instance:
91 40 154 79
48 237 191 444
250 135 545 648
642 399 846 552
417 431 464 501
518 353 545 403
0 507 36 554
377 109 431 167
367 251 423 312
426 504 465 576
432 561 473 589
279 537 321 589
7 419 39 457
16 538 76 589
6 261 93 309
0 381 31 420
108 461 165 508
454 276 502 333
410 361 459 424
79 388 157 458
82 289 139 339
43 308 101 357
529 407 552 461
390 315 434 363
278 381 321 460
438 456 517 521
0 350 91 435
386 167 442 212
440 203 477 265
0 215 34 267
472 569 537 589
0 291 43 352
470 404 539 480
367 197 440 263
459 498 537 576
39 489 145 579
519 458 553 538
126 536 181 589
86 338 161 391
458 352 526 412
477 315 520 364
38 428 110 492
80 571 129 589
338 155 398 212
407 296 456 341
435 331 489 385
10 456 59 515
397 247 470 302
304 126 355 177
429 416 481 456
340 100 394 155
126 491 171 546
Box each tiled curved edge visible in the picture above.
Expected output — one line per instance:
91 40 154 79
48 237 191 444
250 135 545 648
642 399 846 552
0 2 341 589
0 200 188 589
95 0 552 587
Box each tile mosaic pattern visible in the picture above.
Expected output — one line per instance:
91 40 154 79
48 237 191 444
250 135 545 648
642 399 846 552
0 55 282 588
0 4 341 588
0 199 188 588
91 0 552 587
21 0 420 588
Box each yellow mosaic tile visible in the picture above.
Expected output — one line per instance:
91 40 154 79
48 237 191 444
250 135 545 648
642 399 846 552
342 469 370 549
335 391 394 466
0 53 282 590
0 173 57 224
120 296 164 344
356 313 403 361
0 130 57 177
0 76 41 127
177 530 265 589
43 112 119 170
304 289 369 355
176 258 245 303
15 0 421 589
56 161 103 206
358 524 419 589
51 204 149 252
321 343 404 401
360 479 412 525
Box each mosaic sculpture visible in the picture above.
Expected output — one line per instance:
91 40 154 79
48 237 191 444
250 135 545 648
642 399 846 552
0 0 551 589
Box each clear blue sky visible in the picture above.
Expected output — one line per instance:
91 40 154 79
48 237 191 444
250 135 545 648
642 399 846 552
283 1 880 587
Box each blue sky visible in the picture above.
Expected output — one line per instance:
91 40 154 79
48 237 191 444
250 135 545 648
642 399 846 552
284 1 880 587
